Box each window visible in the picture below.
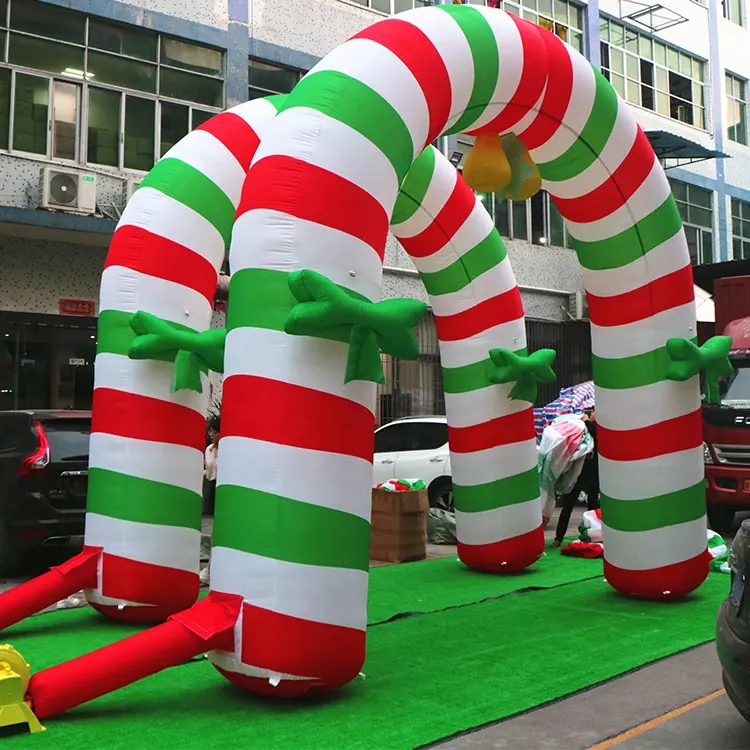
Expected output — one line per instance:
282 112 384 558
502 0 584 53
374 421 448 453
0 0 225 170
248 59 302 100
600 17 706 130
348 0 431 14
731 198 750 260
723 0 743 25
727 74 748 146
669 179 714 265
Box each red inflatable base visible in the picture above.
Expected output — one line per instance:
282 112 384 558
215 667 341 699
458 523 545 573
604 549 711 600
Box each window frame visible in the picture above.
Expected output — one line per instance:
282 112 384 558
248 57 303 100
723 0 743 26
669 179 715 265
727 72 748 146
0 2 226 173
599 15 707 131
731 197 750 260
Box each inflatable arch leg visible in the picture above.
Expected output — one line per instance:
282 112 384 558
391 145 545 571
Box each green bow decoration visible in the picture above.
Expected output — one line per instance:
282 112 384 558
284 269 427 384
489 347 557 403
665 335 733 405
128 311 226 394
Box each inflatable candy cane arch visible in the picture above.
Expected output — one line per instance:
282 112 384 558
1 3 717 722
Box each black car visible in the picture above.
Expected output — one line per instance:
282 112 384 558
717 520 750 724
0 410 90 573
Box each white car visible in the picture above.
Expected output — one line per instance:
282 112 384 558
373 416 453 510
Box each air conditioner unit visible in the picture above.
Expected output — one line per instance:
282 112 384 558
124 177 142 204
568 291 590 321
38 167 96 215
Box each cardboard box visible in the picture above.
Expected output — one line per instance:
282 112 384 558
370 488 429 563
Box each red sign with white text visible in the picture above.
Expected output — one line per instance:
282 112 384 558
59 299 96 317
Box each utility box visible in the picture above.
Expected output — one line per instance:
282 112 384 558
370 488 429 563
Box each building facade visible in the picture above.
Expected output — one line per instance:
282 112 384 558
0 0 745 420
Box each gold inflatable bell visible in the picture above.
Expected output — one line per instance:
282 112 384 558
0 645 44 734
462 132 512 194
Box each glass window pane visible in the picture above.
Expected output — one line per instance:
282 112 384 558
656 91 670 116
701 231 713 264
690 186 711 208
160 38 222 77
191 109 214 130
599 17 609 41
732 198 742 219
52 81 78 160
88 19 157 61
670 180 687 201
742 219 750 239
625 53 639 80
689 206 712 228
87 88 120 166
667 47 679 71
10 0 84 44
248 60 299 94
493 195 509 237
610 22 624 47
683 225 698 264
742 201 750 220
679 52 692 77
549 197 565 247
124 95 155 171
610 48 624 74
694 60 705 83
553 0 567 23
626 77 640 105
512 200 528 240
654 42 667 66
159 67 223 107
638 35 652 59
734 237 742 259
9 33 84 76
624 30 638 53
0 0 6 27
160 102 188 157
570 30 583 53
611 73 625 99
12 73 48 154
655 67 668 92
573 5 583 29
0 68 9 149
540 0 554 20
87 50 156 93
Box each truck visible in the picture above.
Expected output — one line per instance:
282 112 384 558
704 275 750 533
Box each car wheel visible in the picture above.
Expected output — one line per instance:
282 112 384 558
429 478 454 512
723 671 750 725
708 505 737 537
0 521 21 577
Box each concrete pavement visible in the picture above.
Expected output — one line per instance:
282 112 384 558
432 644 749 750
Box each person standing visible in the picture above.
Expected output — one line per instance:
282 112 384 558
203 417 220 516
552 410 599 547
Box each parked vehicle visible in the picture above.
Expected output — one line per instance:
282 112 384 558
717 520 750 724
704 314 750 533
373 416 452 511
0 410 90 573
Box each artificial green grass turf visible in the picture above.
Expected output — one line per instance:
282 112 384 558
367 541 602 623
3 571 727 749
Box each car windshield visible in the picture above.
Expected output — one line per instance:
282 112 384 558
374 421 448 453
44 420 91 461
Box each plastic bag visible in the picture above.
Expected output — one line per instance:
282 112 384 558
427 509 457 544
376 478 427 492
537 415 593 527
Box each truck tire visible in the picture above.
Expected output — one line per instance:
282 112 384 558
428 477 454 512
708 505 737 537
